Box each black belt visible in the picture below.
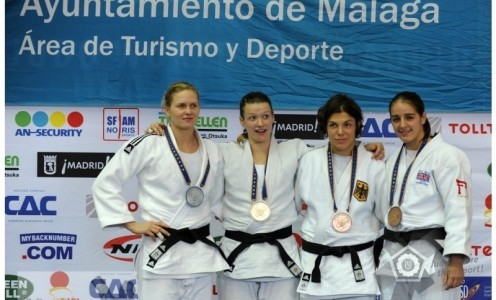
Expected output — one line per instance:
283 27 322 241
383 227 446 252
373 227 447 267
224 226 301 277
302 239 374 283
147 224 228 268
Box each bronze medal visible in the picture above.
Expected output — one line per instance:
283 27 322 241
250 201 271 221
387 206 402 227
332 212 352 233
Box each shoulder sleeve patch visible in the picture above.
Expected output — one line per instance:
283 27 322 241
124 134 154 154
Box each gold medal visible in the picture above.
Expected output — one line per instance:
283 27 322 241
387 206 402 227
250 201 271 221
332 212 352 233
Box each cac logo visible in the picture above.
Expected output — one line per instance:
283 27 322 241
15 111 84 128
90 276 138 299
5 195 57 215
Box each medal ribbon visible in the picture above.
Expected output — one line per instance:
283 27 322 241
327 145 357 213
164 126 210 187
389 139 427 207
251 161 268 202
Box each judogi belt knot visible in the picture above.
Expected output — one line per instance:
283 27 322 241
147 224 228 268
302 239 374 283
383 227 446 253
224 226 302 277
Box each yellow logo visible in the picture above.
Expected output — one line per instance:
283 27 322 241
353 180 368 202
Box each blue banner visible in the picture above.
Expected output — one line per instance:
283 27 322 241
6 0 491 111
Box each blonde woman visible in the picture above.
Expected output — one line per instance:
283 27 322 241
92 82 229 300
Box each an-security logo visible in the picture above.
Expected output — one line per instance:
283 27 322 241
14 111 84 137
37 152 114 178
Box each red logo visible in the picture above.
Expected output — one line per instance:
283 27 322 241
103 235 142 262
456 179 468 197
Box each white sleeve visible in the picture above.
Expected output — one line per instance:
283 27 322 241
434 148 472 260
91 135 150 229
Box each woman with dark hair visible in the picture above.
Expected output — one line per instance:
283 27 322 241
215 91 308 300
376 91 472 300
295 93 387 300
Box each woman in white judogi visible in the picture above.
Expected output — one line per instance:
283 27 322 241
295 94 387 300
216 92 308 300
376 91 472 300
92 82 229 300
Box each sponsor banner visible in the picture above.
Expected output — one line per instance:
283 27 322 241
37 152 114 178
6 1 490 111
12 271 219 299
102 108 140 141
102 235 142 263
461 277 492 300
5 107 492 296
15 271 139 300
274 113 323 140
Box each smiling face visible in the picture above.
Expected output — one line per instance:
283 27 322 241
164 89 199 131
389 100 427 150
327 111 357 156
239 102 275 145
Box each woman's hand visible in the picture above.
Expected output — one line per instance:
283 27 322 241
145 122 166 136
124 221 170 242
364 142 385 160
443 254 465 290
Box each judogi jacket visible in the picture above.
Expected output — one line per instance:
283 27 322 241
379 134 472 263
219 138 309 280
295 142 386 297
92 128 229 276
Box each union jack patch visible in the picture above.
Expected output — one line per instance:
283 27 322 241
353 180 369 202
415 170 431 185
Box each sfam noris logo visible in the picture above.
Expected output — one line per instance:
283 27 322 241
14 111 84 137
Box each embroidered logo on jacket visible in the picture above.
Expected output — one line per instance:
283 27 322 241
353 180 368 202
415 170 431 185
456 179 469 197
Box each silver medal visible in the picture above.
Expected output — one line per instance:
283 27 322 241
185 186 204 207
